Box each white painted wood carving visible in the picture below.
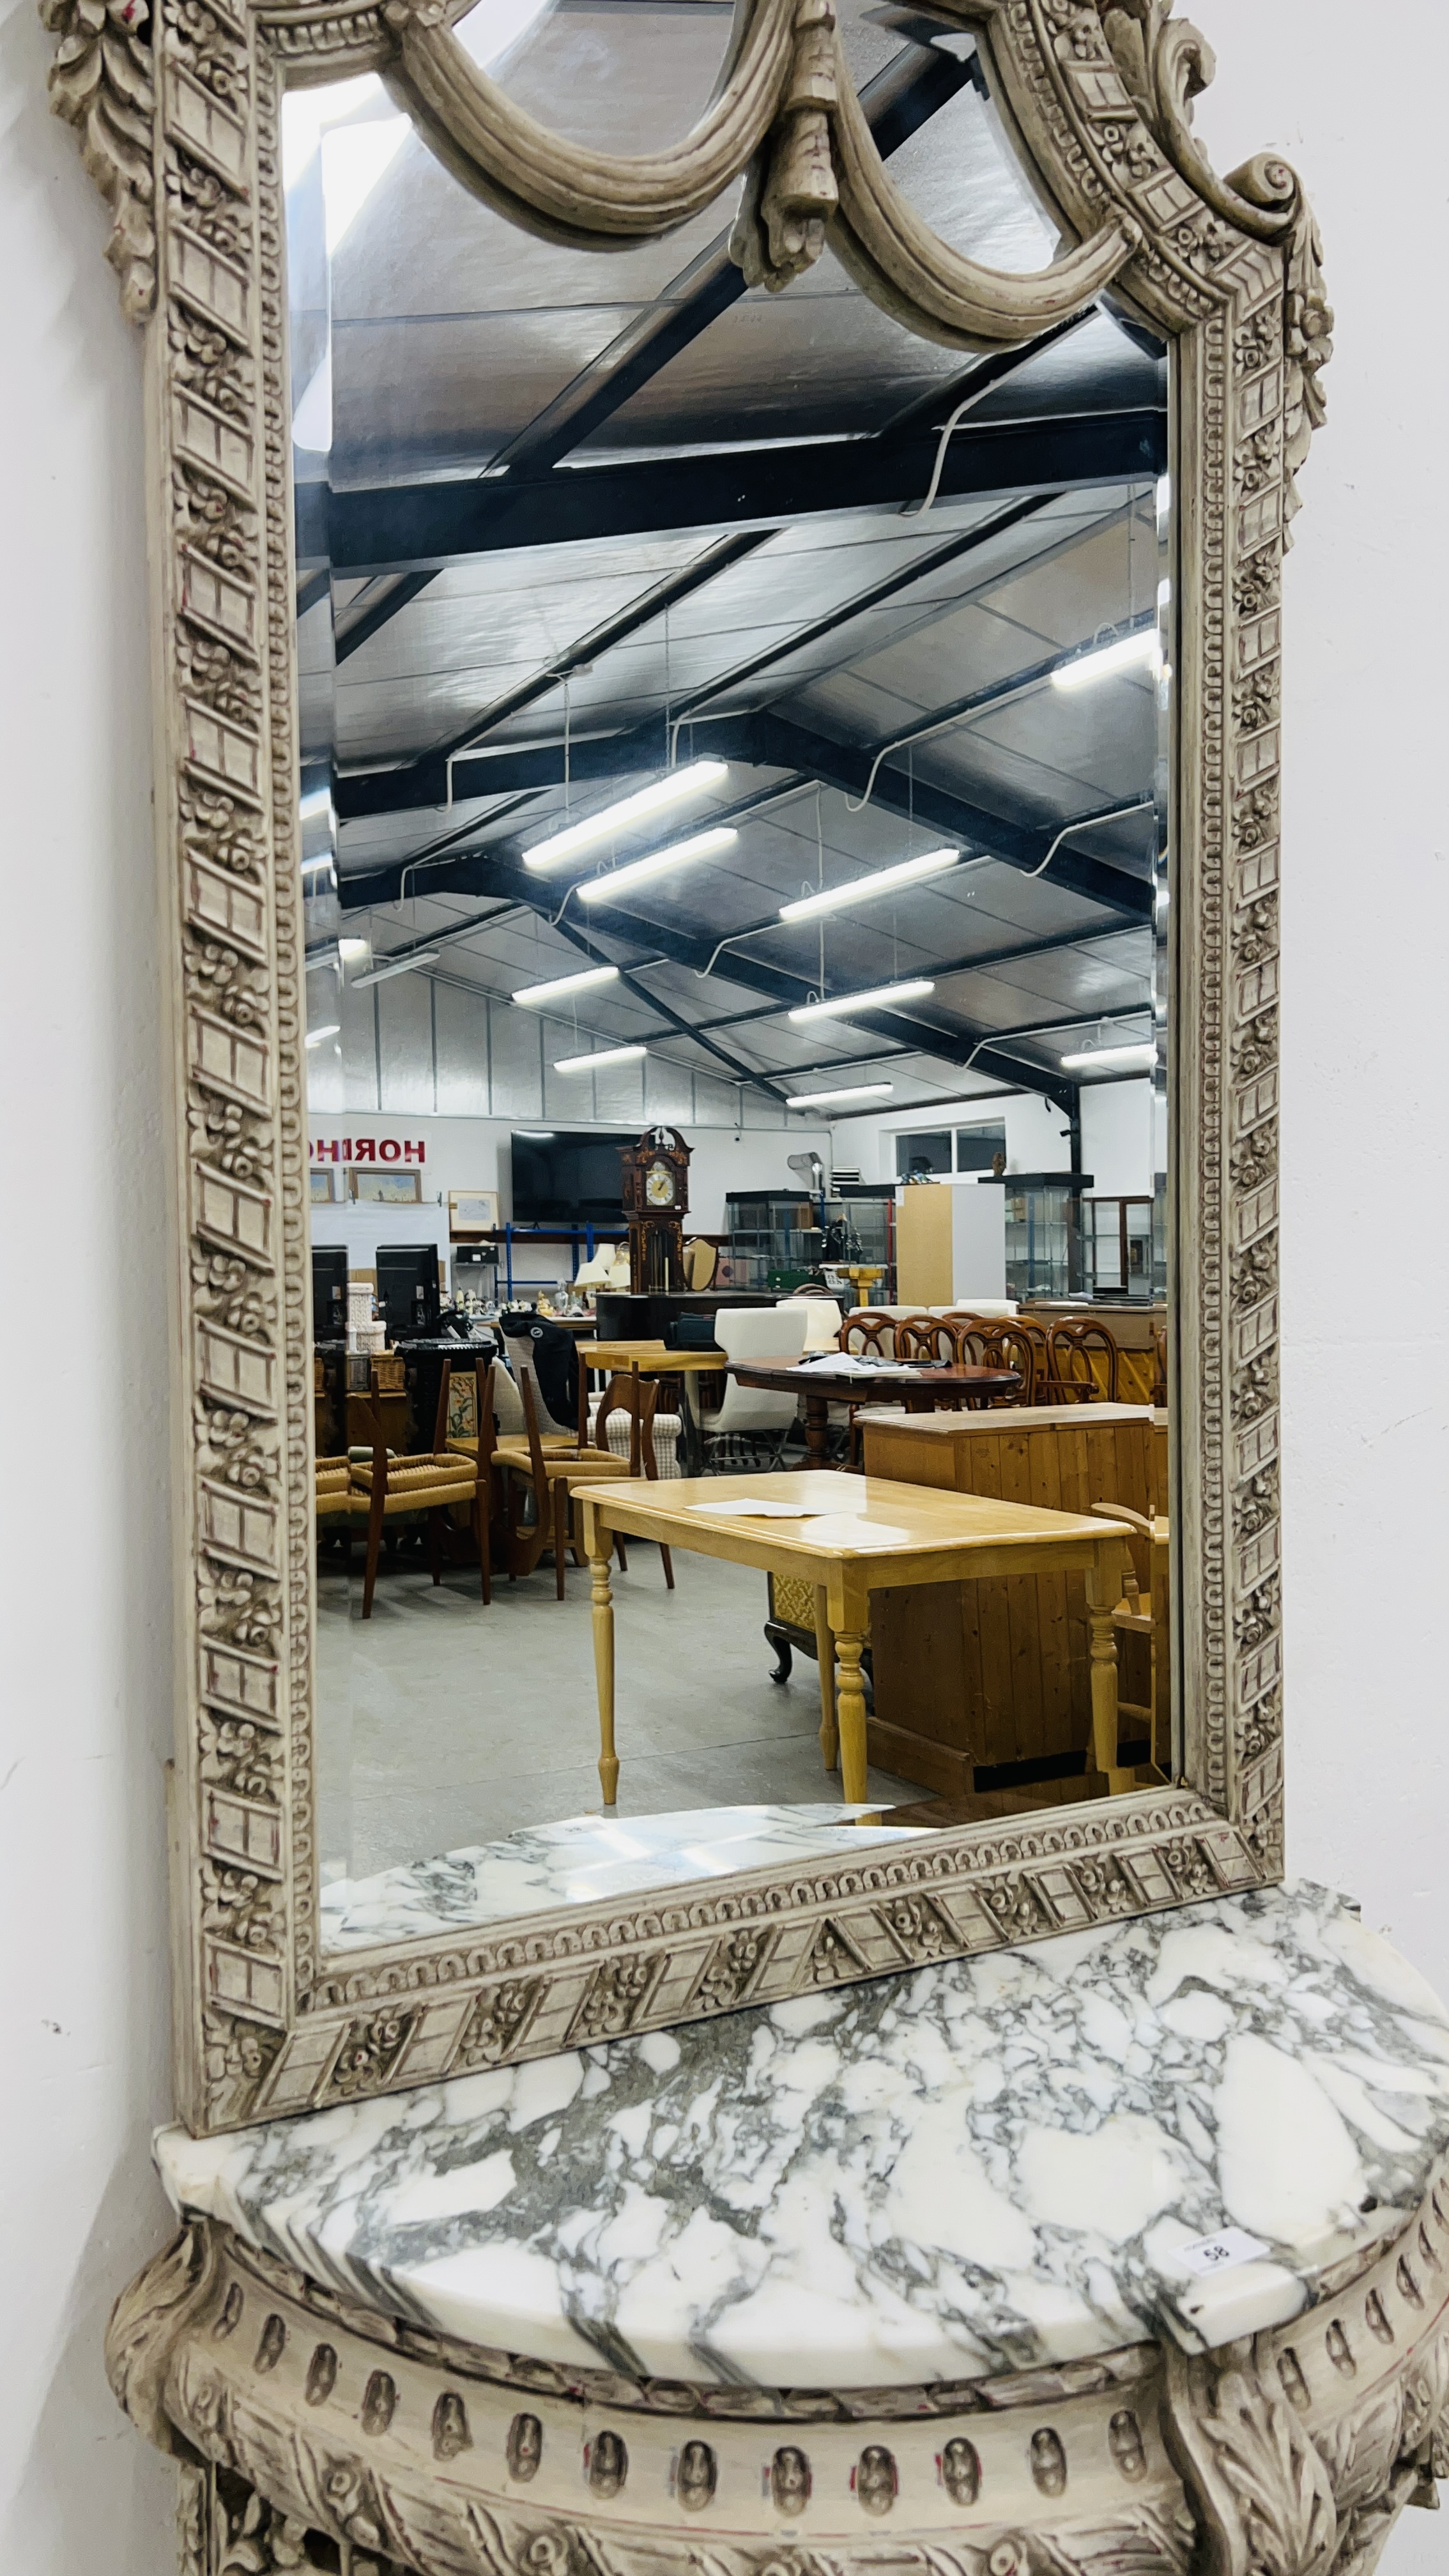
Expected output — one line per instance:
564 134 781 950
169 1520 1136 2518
40 0 1329 2131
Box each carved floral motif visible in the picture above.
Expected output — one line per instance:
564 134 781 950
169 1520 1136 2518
40 0 1325 2129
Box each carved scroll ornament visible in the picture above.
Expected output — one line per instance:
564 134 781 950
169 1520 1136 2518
38 0 1328 2131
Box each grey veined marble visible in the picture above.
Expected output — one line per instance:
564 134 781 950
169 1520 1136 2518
320 1805 934 1952
158 1880 1449 2392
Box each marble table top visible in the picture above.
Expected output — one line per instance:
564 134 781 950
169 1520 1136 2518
158 1880 1449 2393
320 1805 933 1952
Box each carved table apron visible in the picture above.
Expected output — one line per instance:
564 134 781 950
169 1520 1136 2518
110 1882 1449 2576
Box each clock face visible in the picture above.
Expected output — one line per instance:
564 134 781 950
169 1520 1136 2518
645 1160 676 1208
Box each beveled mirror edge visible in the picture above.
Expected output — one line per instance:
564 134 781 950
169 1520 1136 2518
39 0 1326 2131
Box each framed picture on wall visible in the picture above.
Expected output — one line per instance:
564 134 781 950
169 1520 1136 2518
448 1190 500 1234
309 1167 344 1204
349 1169 424 1205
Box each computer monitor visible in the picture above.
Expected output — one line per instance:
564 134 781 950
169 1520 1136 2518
376 1243 440 1339
310 1245 348 1339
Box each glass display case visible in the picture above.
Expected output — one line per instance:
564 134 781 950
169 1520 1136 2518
724 1193 821 1291
725 1188 896 1296
1084 1196 1157 1300
1001 1177 1089 1300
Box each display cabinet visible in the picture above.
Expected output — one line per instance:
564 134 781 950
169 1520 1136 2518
1085 1195 1156 1299
1000 1176 1090 1300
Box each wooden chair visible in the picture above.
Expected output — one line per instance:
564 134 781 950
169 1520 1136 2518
348 1360 494 1619
897 1314 1028 1409
894 1314 957 1365
974 1323 1037 1404
1090 1500 1170 1772
492 1372 674 1598
839 1308 897 1357
940 1311 1048 1402
1045 1318 1119 1404
314 1457 357 1563
1151 1324 1169 1410
592 1374 675 1590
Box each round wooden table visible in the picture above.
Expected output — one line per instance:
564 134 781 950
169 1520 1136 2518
727 1356 1022 1466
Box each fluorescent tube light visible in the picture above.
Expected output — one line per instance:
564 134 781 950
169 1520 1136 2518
788 977 935 1024
305 1023 341 1048
512 963 620 1008
575 827 736 904
553 1043 647 1073
351 949 439 989
1059 1042 1156 1073
779 849 958 923
1051 631 1160 691
523 761 729 872
786 1082 894 1108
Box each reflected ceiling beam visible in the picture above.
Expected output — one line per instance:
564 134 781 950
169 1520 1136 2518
659 490 1055 733
765 1004 1150 1085
339 849 1078 1106
491 45 978 483
878 309 1097 440
745 712 1154 917
335 713 1154 920
335 572 438 666
690 921 1149 1035
424 530 771 771
332 42 986 659
300 409 1166 578
539 917 797 1107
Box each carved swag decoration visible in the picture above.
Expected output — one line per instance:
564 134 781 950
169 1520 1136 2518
42 0 1329 2131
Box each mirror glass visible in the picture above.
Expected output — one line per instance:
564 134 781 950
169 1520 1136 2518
287 0 1173 1958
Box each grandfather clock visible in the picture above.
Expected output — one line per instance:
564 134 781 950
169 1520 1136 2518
619 1126 692 1292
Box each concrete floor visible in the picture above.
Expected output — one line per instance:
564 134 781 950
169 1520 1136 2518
316 1542 921 1883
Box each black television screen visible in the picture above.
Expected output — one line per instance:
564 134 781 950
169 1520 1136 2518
510 1130 634 1225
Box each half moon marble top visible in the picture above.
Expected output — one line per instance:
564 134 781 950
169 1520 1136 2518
157 1880 1449 2393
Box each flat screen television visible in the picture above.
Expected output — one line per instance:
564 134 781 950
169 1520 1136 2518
510 1130 634 1226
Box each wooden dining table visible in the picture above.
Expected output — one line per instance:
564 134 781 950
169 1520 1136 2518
576 1469 1128 1809
726 1356 1022 1466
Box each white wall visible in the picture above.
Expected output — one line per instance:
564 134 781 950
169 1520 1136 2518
306 1110 832 1291
5 4 1449 2570
1078 1078 1156 1198
1192 18 1449 2560
0 3 178 2567
829 1087 1074 1182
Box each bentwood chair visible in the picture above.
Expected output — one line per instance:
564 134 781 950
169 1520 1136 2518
894 1313 956 1365
348 1361 494 1619
1045 1318 1120 1404
839 1308 898 1358
942 1311 1048 1400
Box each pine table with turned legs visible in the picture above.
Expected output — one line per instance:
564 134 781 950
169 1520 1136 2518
576 1470 1130 1810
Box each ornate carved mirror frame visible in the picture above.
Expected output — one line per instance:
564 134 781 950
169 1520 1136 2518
42 0 1329 2135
